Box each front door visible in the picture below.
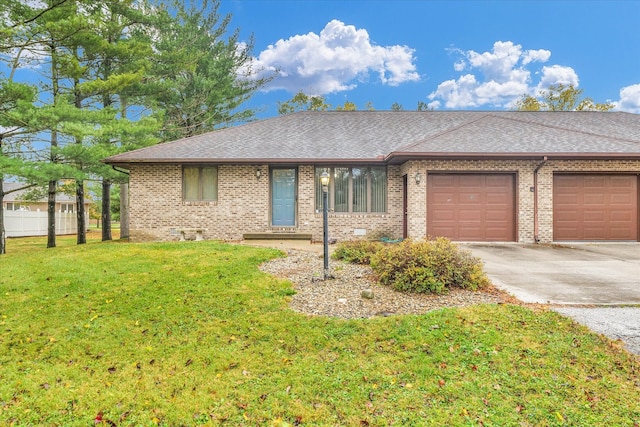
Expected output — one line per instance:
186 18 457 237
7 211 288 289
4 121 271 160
271 168 297 226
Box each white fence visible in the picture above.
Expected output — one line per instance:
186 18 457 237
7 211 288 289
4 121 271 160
3 211 88 237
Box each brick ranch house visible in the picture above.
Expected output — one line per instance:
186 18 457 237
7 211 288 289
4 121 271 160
104 111 640 244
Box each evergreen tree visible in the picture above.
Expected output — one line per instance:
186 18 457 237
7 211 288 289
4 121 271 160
146 0 269 140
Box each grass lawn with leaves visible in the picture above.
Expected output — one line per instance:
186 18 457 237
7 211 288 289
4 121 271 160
1 234 639 426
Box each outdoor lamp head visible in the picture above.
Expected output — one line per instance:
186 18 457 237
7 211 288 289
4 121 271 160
320 171 330 187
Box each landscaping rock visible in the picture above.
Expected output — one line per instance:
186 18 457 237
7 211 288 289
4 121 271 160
361 289 374 299
260 250 510 319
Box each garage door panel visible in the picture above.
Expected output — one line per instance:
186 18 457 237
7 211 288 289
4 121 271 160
486 193 510 204
432 210 455 221
428 226 456 238
458 175 481 185
427 173 515 241
555 212 578 222
458 209 481 222
431 175 455 186
485 211 511 221
432 193 454 203
584 211 605 221
611 195 634 204
458 224 485 241
554 174 638 241
611 211 634 221
584 194 605 204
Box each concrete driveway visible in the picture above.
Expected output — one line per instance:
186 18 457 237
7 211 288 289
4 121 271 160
464 243 640 355
463 243 640 305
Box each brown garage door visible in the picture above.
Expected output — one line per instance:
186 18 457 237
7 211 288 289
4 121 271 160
554 174 638 241
427 173 516 241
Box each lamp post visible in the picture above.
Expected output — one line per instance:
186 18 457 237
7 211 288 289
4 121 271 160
320 171 330 280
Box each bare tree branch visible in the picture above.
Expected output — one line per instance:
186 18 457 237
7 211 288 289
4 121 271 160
10 0 70 28
1 183 37 196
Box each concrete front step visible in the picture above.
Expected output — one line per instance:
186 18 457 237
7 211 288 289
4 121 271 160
243 233 312 241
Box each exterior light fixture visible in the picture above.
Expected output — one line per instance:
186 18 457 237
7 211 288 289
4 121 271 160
256 168 262 179
415 172 422 185
320 171 330 280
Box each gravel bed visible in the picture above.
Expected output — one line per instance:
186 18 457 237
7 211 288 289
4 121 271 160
260 250 511 319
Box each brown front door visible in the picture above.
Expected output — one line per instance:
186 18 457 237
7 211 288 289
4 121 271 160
554 174 638 241
427 173 516 241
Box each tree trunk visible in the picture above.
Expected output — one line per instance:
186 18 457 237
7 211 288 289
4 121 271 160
73 64 86 245
76 180 86 244
0 176 5 255
101 179 112 241
47 43 58 249
47 180 56 248
120 181 129 239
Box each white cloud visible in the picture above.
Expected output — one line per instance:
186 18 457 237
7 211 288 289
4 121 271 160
536 65 579 91
246 19 419 94
522 49 551 65
466 41 524 82
428 41 578 109
428 74 480 109
613 83 640 113
2 47 46 70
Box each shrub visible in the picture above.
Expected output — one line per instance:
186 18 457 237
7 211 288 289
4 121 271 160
332 240 384 264
370 238 490 294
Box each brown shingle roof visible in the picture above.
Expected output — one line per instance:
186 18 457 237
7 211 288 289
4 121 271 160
103 111 640 166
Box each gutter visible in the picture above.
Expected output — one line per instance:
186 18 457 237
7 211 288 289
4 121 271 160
533 156 548 243
112 166 130 175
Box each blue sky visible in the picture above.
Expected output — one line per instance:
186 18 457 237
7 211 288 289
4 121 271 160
219 0 640 117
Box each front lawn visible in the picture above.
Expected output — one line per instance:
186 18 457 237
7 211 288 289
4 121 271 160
0 236 638 426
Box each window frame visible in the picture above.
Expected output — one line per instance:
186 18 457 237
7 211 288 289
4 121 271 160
315 166 387 214
182 165 219 202
61 203 74 213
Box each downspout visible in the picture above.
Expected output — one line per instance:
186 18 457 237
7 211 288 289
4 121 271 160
533 156 548 243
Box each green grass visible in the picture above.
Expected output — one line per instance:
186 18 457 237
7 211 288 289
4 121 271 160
1 236 639 426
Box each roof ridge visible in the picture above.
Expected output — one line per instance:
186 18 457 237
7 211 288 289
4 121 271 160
394 113 492 152
493 113 640 146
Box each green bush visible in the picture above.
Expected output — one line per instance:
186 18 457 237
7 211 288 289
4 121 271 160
332 240 384 264
370 238 490 294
